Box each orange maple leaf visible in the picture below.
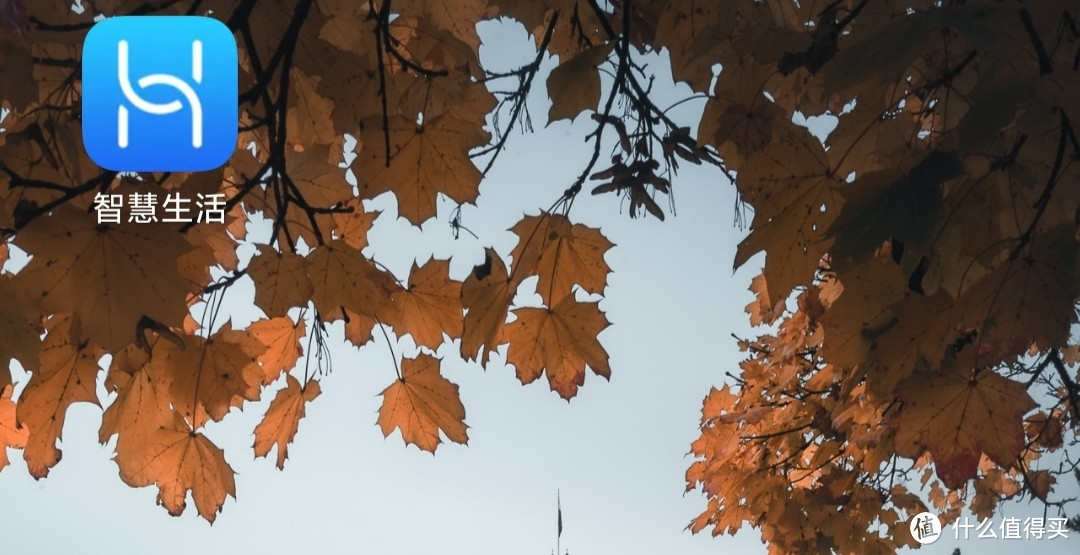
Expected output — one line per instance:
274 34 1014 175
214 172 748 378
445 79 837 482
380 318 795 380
377 354 468 452
460 248 512 364
745 273 785 327
733 133 843 303
0 385 27 472
357 113 488 224
13 205 193 351
285 70 338 148
99 345 173 452
152 325 265 429
118 411 236 523
378 259 463 350
285 142 354 206
330 198 379 250
510 213 613 303
398 0 487 51
17 314 101 478
179 223 241 289
0 276 39 387
247 245 314 318
894 368 1036 489
501 295 611 399
308 239 398 319
248 317 307 385
343 307 379 346
254 375 321 469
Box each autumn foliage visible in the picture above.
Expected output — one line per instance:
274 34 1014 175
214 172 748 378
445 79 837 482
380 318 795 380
1 0 1079 551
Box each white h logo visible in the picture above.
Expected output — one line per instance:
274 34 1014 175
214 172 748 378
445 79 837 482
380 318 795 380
116 39 204 149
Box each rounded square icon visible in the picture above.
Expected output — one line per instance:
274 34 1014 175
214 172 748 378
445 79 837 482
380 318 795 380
82 16 238 172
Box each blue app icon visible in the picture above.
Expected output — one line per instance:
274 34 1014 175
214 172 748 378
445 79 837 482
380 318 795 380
82 16 237 172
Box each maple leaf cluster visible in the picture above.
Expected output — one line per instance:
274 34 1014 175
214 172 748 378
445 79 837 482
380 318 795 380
679 0 1080 551
0 0 1078 550
0 0 615 524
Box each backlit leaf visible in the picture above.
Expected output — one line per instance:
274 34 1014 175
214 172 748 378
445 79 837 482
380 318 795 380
151 325 265 430
248 245 315 318
377 354 467 452
13 205 193 351
0 385 27 472
509 213 613 303
378 259 463 351
254 375 321 469
733 132 843 302
460 248 512 365
308 240 398 320
501 295 611 399
248 317 307 385
357 113 489 224
116 411 236 523
894 369 1036 489
546 44 611 124
17 315 100 478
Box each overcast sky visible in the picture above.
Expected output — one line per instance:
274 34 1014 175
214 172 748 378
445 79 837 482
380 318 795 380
1 13 1077 555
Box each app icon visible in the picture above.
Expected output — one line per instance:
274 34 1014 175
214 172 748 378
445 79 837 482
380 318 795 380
82 16 237 172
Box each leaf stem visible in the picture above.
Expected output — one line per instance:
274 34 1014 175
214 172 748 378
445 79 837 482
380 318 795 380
376 318 401 380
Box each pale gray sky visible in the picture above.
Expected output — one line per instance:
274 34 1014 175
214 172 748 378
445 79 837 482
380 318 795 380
1 13 1077 555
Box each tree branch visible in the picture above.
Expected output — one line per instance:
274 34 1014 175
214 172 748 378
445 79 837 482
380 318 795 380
1019 8 1054 75
1009 108 1072 260
1049 349 1080 426
373 0 393 168
472 13 559 175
